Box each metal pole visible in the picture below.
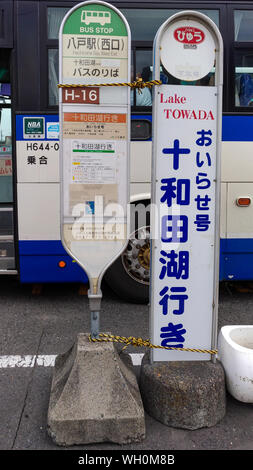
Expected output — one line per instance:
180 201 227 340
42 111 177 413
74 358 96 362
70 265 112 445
89 289 102 339
91 310 100 339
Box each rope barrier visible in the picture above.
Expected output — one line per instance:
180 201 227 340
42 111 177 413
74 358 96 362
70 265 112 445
89 333 218 355
58 78 162 94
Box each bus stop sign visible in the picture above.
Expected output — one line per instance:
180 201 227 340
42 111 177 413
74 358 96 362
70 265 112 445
59 1 130 320
151 11 223 362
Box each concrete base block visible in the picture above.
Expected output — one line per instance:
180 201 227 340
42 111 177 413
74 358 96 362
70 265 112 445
140 354 226 430
47 333 145 446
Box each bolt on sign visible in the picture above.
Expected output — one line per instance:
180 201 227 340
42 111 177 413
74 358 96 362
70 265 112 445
150 12 223 362
59 1 130 296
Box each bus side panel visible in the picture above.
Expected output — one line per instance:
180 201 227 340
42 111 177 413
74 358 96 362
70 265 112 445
220 115 253 281
220 239 253 281
19 241 87 283
16 114 88 284
15 113 253 283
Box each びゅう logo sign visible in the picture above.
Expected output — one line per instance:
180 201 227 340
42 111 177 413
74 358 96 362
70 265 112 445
174 27 205 44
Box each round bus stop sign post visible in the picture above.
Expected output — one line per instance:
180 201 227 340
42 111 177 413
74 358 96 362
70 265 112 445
140 11 226 430
59 1 131 338
47 2 146 446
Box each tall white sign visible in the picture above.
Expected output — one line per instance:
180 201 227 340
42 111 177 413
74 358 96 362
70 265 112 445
151 11 223 361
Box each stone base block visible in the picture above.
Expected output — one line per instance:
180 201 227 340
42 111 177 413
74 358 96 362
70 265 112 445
47 333 145 446
140 354 226 430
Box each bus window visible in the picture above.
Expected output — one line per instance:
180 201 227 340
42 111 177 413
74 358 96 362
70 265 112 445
234 11 253 106
121 9 179 41
234 10 253 41
0 49 10 84
0 50 12 203
48 7 69 39
235 53 253 106
131 50 152 107
48 49 58 106
121 8 219 41
0 48 14 271
136 51 152 82
0 107 12 203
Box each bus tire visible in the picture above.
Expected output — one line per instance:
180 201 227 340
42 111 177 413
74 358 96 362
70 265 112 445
104 254 149 304
104 224 150 304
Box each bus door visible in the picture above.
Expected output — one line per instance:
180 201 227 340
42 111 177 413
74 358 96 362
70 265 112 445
0 49 16 273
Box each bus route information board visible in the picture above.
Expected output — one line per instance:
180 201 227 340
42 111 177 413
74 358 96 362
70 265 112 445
59 1 130 297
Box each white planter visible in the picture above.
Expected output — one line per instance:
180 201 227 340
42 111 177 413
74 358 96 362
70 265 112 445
218 325 253 402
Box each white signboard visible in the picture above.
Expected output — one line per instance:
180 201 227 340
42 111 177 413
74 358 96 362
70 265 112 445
59 1 130 296
151 11 223 361
152 85 217 361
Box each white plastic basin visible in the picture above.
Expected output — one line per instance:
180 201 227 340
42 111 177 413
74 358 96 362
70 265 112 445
218 325 253 402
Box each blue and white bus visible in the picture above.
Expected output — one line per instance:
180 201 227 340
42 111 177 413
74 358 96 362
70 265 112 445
1 0 253 303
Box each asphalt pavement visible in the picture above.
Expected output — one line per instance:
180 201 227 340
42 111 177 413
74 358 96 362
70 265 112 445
1 278 253 452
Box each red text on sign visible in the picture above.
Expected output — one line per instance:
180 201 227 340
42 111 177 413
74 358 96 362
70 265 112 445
163 108 214 120
160 93 186 104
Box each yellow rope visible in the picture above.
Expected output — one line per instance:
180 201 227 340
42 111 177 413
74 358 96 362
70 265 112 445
58 78 162 94
89 333 218 355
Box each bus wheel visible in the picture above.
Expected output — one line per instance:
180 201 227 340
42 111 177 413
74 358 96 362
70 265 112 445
104 226 150 304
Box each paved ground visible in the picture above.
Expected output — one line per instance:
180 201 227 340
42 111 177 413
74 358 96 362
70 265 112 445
1 278 253 451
